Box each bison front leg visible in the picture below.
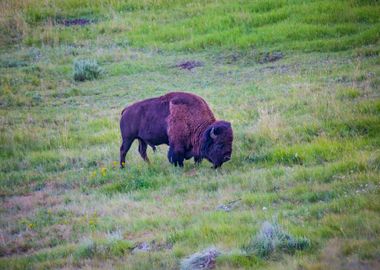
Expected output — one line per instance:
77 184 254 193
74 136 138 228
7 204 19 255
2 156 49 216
138 139 149 162
167 144 185 167
194 156 202 164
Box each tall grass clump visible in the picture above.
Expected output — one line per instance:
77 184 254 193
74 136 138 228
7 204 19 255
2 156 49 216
0 1 29 46
73 59 103 81
243 221 310 259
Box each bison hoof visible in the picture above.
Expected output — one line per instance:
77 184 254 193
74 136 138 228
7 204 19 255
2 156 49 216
194 156 202 164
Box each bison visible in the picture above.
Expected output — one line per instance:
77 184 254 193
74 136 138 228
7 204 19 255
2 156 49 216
119 92 233 168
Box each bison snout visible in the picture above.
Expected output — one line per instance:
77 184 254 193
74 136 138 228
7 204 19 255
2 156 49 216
224 156 231 161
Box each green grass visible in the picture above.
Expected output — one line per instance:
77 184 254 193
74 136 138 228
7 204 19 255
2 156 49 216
1 0 380 269
1 0 380 51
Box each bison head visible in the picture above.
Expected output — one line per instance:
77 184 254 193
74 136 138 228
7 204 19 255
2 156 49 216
201 121 233 168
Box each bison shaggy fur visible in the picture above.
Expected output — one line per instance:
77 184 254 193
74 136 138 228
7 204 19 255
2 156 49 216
120 92 233 168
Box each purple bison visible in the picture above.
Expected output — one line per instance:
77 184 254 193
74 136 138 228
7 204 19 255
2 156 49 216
119 92 233 168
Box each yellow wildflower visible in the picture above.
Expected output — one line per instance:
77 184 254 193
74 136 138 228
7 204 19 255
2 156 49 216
100 167 107 177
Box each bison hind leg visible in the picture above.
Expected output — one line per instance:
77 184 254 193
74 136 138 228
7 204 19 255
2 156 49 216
138 139 149 162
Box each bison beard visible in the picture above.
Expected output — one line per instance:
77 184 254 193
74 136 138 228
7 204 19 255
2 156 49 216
119 92 233 168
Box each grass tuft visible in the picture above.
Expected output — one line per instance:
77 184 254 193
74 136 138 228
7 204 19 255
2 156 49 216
73 59 103 81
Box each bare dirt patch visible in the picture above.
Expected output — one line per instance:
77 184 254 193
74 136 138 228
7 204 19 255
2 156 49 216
258 51 284 64
317 239 380 270
2 182 60 218
59 18 93 27
0 183 65 256
174 60 204 70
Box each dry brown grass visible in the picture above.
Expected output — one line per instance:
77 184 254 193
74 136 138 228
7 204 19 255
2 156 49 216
307 239 380 270
0 0 30 46
253 106 284 141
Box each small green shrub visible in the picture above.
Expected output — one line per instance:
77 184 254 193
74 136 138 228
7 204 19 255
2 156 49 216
73 59 103 81
243 221 310 259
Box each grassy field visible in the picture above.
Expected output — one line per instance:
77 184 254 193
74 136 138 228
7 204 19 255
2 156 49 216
1 0 380 269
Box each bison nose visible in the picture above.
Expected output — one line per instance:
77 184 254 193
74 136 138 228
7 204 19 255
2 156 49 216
224 156 230 161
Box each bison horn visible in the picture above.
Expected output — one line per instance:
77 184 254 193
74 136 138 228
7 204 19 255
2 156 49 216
210 127 217 139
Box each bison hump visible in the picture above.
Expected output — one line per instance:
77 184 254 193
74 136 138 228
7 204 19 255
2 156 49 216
170 96 194 106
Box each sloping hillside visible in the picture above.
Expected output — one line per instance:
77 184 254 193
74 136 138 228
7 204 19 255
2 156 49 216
1 1 379 269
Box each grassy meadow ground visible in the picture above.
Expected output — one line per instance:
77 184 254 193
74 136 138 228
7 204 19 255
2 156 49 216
1 0 380 269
